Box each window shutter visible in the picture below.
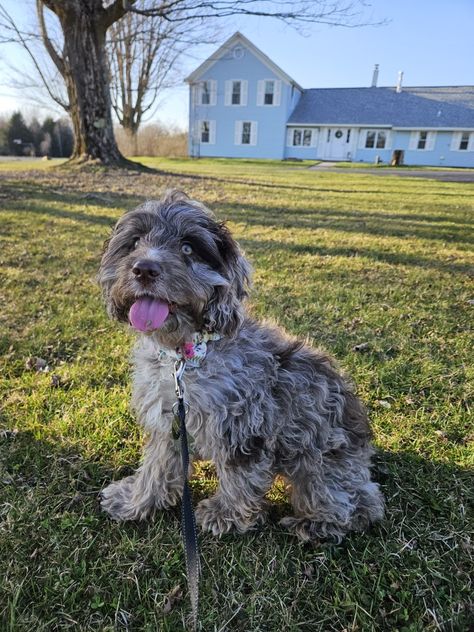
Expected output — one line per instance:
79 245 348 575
241 80 248 106
408 132 418 150
209 120 216 145
225 81 232 106
191 84 198 106
311 129 318 147
234 121 242 145
210 80 217 106
427 132 436 151
468 133 474 151
358 130 367 149
257 80 264 106
250 121 258 146
450 131 460 151
274 81 282 106
286 128 293 146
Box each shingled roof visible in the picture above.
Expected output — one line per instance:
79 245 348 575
287 86 474 128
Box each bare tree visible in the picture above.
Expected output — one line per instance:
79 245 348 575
107 9 206 156
0 0 381 168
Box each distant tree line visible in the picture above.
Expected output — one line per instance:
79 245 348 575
0 111 73 157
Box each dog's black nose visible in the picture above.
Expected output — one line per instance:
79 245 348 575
132 259 161 280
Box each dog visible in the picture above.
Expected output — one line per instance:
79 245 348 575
98 190 384 542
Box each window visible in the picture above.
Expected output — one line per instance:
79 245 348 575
376 131 386 149
365 130 386 149
417 131 428 150
327 129 331 142
225 80 247 106
257 80 281 106
346 129 351 143
290 128 314 147
195 80 216 106
235 121 257 145
303 130 312 146
459 132 470 150
232 81 241 105
241 122 251 144
198 120 215 144
264 81 274 105
410 130 435 151
365 131 376 148
293 129 302 146
201 121 210 143
201 82 210 105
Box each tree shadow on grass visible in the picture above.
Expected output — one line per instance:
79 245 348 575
221 201 474 247
2 177 473 247
152 165 474 198
239 236 473 276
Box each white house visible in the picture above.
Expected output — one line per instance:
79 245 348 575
186 32 474 167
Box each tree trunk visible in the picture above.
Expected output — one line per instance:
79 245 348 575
52 1 131 166
124 127 139 156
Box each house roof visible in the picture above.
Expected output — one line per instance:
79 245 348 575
287 86 474 128
185 32 303 91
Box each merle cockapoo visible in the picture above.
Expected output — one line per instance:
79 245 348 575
98 190 384 541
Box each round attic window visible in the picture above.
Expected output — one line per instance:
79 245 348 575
233 46 244 59
335 130 343 139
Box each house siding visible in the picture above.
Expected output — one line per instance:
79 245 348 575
189 46 296 159
354 130 474 167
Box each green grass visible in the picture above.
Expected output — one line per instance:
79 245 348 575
0 158 66 171
0 159 473 631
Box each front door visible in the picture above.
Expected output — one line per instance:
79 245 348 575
325 128 352 161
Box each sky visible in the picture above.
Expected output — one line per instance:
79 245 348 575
0 0 473 129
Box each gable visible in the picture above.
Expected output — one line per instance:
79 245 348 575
185 31 303 90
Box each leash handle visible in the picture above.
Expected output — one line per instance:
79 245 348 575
174 361 200 630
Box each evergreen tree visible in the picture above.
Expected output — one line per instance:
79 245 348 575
42 117 59 156
7 111 34 156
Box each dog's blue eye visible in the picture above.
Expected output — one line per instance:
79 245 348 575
133 239 140 250
181 243 193 256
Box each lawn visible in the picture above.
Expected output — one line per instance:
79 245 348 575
0 158 472 631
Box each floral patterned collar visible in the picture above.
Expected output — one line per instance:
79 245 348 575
156 331 222 368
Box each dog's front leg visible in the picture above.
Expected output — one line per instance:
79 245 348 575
196 452 273 536
101 430 184 521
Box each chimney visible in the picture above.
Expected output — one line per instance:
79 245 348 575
396 70 404 93
371 64 379 87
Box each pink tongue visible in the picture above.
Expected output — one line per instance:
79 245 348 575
129 297 170 332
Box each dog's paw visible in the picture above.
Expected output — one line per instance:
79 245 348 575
279 516 343 543
196 496 265 536
100 475 151 522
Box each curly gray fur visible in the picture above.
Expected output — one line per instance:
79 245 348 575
98 190 384 542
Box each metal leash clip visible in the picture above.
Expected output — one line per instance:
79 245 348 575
173 358 186 399
172 359 189 440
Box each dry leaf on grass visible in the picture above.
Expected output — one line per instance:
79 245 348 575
163 585 183 614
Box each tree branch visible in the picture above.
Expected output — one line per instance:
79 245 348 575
0 4 68 110
36 0 65 76
124 0 384 27
103 0 138 29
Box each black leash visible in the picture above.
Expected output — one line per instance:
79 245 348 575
173 359 200 630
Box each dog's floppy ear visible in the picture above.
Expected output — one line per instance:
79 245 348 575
203 222 252 336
